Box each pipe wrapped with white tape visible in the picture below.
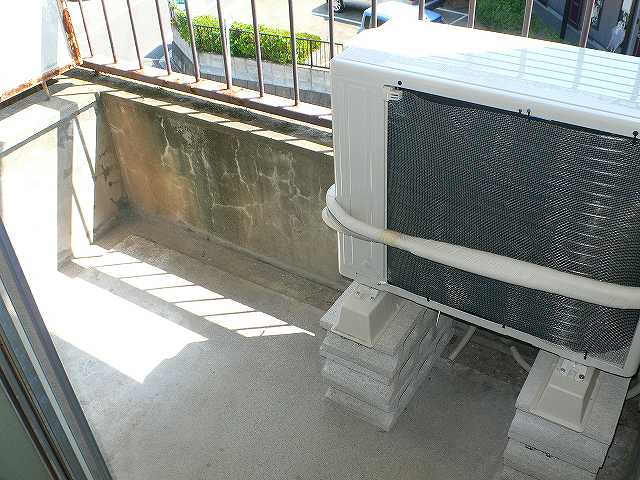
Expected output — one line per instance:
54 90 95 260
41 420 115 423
323 184 640 310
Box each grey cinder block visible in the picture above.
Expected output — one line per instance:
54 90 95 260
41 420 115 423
322 321 452 411
516 350 630 446
324 328 453 431
503 439 596 480
508 410 607 473
325 386 400 431
320 306 434 384
394 328 453 411
499 466 537 480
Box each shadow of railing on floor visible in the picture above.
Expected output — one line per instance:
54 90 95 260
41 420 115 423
71 245 315 338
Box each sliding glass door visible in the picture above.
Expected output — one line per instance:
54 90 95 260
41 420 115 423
0 220 111 480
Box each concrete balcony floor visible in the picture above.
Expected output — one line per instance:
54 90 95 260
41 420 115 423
9 217 626 480
24 216 527 480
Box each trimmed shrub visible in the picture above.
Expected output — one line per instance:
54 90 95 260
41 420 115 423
476 0 562 42
172 9 322 64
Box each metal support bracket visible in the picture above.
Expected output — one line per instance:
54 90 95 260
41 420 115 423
331 283 404 347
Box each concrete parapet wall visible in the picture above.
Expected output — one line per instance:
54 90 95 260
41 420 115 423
97 79 340 287
0 76 123 267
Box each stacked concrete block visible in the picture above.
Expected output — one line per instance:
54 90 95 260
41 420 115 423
319 284 453 431
500 350 631 480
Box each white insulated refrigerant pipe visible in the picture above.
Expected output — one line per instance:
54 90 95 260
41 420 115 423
323 184 640 310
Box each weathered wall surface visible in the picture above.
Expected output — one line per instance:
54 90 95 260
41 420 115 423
0 77 123 268
100 88 340 286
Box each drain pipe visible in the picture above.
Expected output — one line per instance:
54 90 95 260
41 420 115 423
448 325 477 363
510 346 532 372
323 185 640 310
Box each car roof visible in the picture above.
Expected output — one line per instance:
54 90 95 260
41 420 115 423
362 1 440 21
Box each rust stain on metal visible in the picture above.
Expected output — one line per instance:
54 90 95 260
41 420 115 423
1 1 81 104
0 63 76 103
82 61 333 128
59 0 83 64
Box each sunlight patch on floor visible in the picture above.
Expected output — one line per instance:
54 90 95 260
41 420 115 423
40 274 207 383
71 245 315 339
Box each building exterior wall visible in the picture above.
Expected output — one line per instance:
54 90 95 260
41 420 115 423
535 0 623 48
594 0 624 47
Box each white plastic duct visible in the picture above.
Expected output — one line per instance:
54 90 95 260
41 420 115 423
324 184 640 310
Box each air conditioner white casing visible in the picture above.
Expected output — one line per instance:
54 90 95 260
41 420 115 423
330 20 640 377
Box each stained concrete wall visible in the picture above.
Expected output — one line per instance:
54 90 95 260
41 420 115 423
97 81 340 287
0 77 123 268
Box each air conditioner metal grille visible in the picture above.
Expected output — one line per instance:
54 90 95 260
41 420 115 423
386 89 640 366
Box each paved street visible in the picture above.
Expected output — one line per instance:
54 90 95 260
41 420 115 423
223 0 361 45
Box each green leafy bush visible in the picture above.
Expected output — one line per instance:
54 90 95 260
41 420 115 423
476 0 562 42
172 9 322 64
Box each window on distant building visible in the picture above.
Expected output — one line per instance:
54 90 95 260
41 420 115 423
591 0 604 30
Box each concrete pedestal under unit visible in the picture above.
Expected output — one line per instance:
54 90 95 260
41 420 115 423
319 283 453 431
500 350 631 480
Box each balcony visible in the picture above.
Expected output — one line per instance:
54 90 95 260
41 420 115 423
0 64 638 479
2 1 640 479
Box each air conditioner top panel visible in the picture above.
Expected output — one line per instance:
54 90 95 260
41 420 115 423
334 21 640 134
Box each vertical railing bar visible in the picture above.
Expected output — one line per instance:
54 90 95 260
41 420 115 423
328 0 336 59
371 0 378 27
216 0 232 89
287 0 300 106
125 0 143 69
418 0 425 20
522 0 534 37
99 0 117 63
468 0 476 28
250 0 265 96
76 0 93 57
579 0 596 47
184 0 201 82
154 0 172 75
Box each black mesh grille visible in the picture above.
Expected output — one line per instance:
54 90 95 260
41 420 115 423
386 89 640 365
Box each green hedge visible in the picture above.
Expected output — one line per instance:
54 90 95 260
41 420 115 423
172 9 322 64
476 0 561 42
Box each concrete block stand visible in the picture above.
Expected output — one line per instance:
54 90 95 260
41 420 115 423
319 283 453 431
501 350 631 479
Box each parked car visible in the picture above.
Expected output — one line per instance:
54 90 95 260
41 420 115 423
333 0 442 14
358 1 443 31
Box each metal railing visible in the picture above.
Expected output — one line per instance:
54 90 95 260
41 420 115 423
73 0 597 128
191 24 344 70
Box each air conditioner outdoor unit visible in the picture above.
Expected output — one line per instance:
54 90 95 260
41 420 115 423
324 20 640 377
